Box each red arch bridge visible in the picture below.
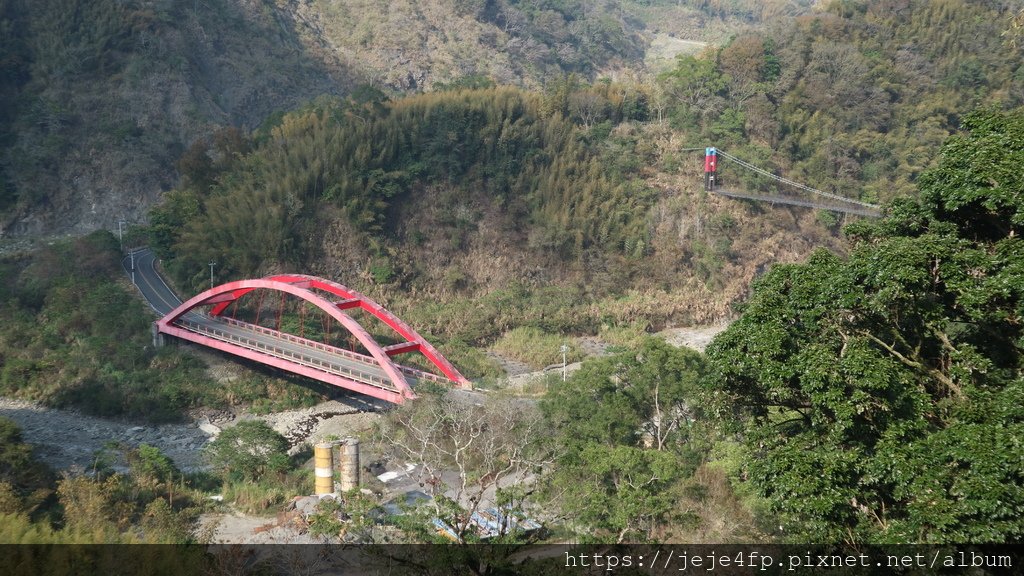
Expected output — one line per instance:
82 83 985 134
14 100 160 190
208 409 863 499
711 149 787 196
132 250 470 404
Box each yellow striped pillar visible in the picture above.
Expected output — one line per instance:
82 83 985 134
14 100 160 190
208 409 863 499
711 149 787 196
314 442 334 496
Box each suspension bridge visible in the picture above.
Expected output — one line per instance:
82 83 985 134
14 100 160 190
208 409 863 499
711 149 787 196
693 147 882 217
125 248 470 405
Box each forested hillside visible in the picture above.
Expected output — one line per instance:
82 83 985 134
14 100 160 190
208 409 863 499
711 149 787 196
707 107 1024 544
666 0 1024 205
0 232 327 421
289 0 646 89
6 0 1019 244
0 0 343 236
129 1 1024 365
151 86 656 280
148 83 845 366
0 0 668 238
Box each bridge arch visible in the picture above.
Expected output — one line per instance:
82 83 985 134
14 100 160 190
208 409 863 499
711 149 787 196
157 276 470 403
207 274 467 386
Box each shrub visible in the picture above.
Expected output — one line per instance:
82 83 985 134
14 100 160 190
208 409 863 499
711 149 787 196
203 421 290 482
491 327 582 370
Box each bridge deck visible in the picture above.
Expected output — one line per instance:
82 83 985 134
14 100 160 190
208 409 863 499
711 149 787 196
168 314 454 391
711 189 882 217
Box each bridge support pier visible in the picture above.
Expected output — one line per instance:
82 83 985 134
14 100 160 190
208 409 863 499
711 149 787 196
152 323 166 348
336 438 360 492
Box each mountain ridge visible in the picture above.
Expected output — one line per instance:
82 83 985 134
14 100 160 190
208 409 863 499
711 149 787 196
0 0 671 238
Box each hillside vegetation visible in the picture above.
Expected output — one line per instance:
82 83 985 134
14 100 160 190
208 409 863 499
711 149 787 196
707 107 1024 543
0 232 329 420
0 232 208 421
148 83 844 367
664 0 1024 205
4 0 1021 244
0 0 342 236
0 0 667 238
137 2 1024 362
152 86 655 279
290 0 646 90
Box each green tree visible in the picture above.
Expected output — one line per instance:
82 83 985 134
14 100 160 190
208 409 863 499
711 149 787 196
0 481 20 515
203 421 290 482
128 444 179 507
659 55 727 131
56 473 124 537
307 490 379 543
706 107 1024 544
140 497 196 544
541 338 709 542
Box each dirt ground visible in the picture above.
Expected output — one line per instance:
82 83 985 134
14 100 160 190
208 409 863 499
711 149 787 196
500 323 730 392
658 323 731 353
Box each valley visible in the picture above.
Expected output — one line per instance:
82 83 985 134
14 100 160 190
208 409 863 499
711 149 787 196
1 0 1023 561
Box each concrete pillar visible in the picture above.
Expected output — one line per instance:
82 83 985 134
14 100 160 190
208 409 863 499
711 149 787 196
152 323 165 347
337 438 360 492
314 443 334 496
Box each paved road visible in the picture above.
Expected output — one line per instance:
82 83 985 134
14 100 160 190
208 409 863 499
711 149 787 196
122 248 185 316
122 249 428 394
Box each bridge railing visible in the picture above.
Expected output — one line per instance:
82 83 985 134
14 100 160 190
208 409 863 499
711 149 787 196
175 318 400 392
395 366 455 386
212 316 456 386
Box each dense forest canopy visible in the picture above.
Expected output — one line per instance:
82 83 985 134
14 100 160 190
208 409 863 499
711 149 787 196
151 86 657 288
707 107 1024 544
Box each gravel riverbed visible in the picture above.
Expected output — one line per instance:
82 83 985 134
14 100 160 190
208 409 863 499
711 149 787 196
0 396 383 473
0 397 214 471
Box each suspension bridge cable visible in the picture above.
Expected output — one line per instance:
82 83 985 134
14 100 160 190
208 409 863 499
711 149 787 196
715 149 881 211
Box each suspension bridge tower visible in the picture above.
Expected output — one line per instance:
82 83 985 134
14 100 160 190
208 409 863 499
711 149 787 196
704 147 718 191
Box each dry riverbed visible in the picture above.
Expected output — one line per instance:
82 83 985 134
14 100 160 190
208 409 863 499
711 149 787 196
0 397 381 473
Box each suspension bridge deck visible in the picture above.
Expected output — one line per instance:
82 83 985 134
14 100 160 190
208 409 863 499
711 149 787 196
712 188 882 217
